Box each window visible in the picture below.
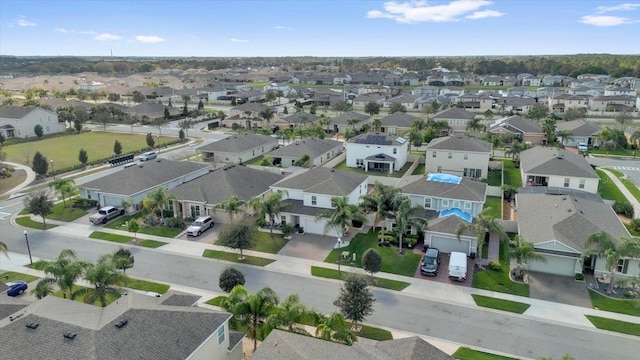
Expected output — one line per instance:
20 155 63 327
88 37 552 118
432 151 437 158
190 205 201 217
311 196 317 205
442 199 449 208
448 152 452 159
464 202 472 210
393 148 397 154
281 215 286 226
617 259 629 273
453 200 460 209
464 153 468 160
424 198 432 209
217 325 225 345
579 179 585 189
356 159 364 167
564 178 570 187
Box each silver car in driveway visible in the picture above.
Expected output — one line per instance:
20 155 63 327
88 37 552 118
186 216 214 236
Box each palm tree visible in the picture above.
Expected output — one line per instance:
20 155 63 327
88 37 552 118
393 196 427 254
75 254 127 307
265 91 277 106
508 235 547 270
259 107 276 130
249 191 289 236
541 116 557 145
222 285 279 352
49 178 76 207
36 249 86 299
582 232 640 293
466 117 486 134
215 195 246 220
456 208 507 257
359 182 402 244
317 196 367 237
489 134 503 157
556 130 574 147
143 186 176 224
372 118 381 133
266 293 311 335
315 312 357 345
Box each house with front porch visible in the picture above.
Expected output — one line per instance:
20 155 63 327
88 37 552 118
330 111 372 134
269 167 368 236
197 134 278 164
519 147 599 193
264 137 343 168
488 115 544 145
228 103 272 118
273 112 322 129
516 187 637 278
424 136 491 180
344 133 409 174
432 108 476 134
555 119 602 147
378 112 420 135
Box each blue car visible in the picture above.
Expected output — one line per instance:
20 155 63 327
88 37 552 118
5 281 28 296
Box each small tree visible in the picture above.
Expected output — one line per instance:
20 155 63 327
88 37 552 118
219 268 245 293
113 247 134 273
113 139 123 156
365 101 381 116
31 151 49 177
49 178 75 207
34 124 44 138
146 132 155 148
23 190 54 228
362 248 382 279
179 129 185 142
333 274 375 327
78 148 88 168
217 217 256 259
127 219 140 242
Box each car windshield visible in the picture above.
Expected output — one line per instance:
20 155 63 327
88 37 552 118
193 221 203 226
423 257 437 265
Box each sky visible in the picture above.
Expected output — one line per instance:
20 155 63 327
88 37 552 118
1 0 639 57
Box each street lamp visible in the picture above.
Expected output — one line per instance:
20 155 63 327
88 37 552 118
23 230 33 265
337 237 342 274
50 159 55 179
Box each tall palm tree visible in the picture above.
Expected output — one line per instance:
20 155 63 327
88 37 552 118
266 293 311 335
508 235 547 270
36 249 87 299
315 311 357 345
393 196 427 254
49 178 76 207
215 195 246 220
582 232 640 293
75 254 127 307
555 130 574 147
359 182 402 244
222 285 279 352
372 118 381 133
143 186 176 224
489 134 503 157
466 117 486 134
249 191 289 236
456 208 507 257
317 196 367 237
259 107 276 130
541 116 557 145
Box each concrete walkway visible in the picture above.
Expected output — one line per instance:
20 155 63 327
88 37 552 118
2 161 37 198
599 167 640 218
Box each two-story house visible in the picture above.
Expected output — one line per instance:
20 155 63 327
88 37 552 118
344 133 409 174
0 106 66 139
270 167 368 236
520 147 599 193
424 136 491 180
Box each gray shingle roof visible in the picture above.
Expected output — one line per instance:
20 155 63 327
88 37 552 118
375 336 454 360
123 102 179 115
197 134 278 153
379 112 419 128
230 103 270 112
401 176 487 202
272 168 367 196
281 112 321 124
171 164 284 204
428 215 474 236
349 133 405 146
281 199 323 216
266 138 343 158
520 147 598 178
0 292 233 360
331 111 371 125
489 115 542 134
159 291 201 307
0 106 44 119
365 153 395 161
516 187 630 252
433 107 475 120
555 119 601 136
425 136 491 153
81 160 208 196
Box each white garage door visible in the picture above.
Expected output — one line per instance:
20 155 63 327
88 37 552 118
303 217 326 235
527 254 576 276
102 195 123 207
430 235 470 255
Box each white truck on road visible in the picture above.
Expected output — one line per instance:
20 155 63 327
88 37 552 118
448 251 468 281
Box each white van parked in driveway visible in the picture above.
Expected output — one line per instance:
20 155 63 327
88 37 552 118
448 252 468 281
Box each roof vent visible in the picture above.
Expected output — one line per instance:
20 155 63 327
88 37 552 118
114 319 128 329
64 332 77 340
26 322 39 329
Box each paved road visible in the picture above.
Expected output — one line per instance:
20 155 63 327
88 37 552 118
587 155 640 187
1 201 636 360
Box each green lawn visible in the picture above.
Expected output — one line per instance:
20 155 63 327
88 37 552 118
323 230 421 277
588 289 640 316
46 202 87 222
411 163 425 175
55 285 121 307
502 160 522 187
486 169 502 186
589 148 635 157
472 240 530 297
205 296 227 307
596 169 627 202
310 266 410 291
353 323 393 341
3 132 176 170
471 294 530 314
123 278 170 294
0 271 40 283
483 196 502 219
453 347 518 360
244 155 267 166
90 231 133 244
14 216 58 230
608 168 640 203
137 239 167 248
106 214 183 237
586 315 640 336
202 249 275 266
246 231 288 254
333 160 412 178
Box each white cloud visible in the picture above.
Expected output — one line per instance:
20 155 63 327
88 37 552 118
16 16 37 27
597 3 640 13
366 0 503 23
229 38 249 43
136 35 165 43
275 25 292 31
465 9 504 19
94 33 121 41
580 15 634 26
55 28 72 33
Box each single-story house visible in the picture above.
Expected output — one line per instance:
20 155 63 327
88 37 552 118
555 120 602 148
432 108 476 134
520 147 599 193
123 102 181 121
79 159 209 208
198 134 278 164
488 115 544 145
424 211 477 256
330 111 372 134
424 136 491 180
378 112 420 135
344 133 409 174
228 103 273 118
273 112 322 129
264 137 343 168
0 106 66 139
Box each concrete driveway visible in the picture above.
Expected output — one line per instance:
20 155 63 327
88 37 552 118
278 233 337 261
528 271 591 308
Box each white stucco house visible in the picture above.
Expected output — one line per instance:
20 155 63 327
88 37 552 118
344 133 409 174
555 120 602 148
424 136 491 180
197 134 278 164
269 167 368 236
520 147 599 194
264 137 343 168
0 106 66 139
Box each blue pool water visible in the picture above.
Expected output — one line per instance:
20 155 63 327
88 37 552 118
427 173 462 184
439 208 473 223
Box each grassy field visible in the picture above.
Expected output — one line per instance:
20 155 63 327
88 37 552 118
205 296 227 307
471 294 530 314
14 216 58 230
323 230 421 277
452 347 518 360
0 271 40 283
502 160 522 187
608 168 640 203
55 285 121 307
596 169 627 202
588 289 640 316
333 160 412 178
46 202 87 222
473 239 530 297
235 231 287 254
483 196 502 219
310 266 410 291
3 132 176 170
586 315 640 336
202 249 275 266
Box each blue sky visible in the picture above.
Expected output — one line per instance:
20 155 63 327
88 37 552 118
1 0 639 57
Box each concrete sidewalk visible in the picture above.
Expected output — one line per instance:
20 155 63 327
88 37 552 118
599 167 640 218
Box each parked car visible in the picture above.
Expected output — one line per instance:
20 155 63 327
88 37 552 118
420 248 440 276
448 251 468 281
186 216 214 236
577 143 588 152
5 281 28 296
89 206 125 225
139 151 158 161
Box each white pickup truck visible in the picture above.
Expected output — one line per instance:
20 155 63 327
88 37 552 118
89 206 125 225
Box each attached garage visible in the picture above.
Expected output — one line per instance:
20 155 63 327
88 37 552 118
527 254 578 276
427 234 472 255
303 217 326 236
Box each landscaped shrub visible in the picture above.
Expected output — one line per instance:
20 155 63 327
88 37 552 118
403 236 418 248
630 218 640 233
575 273 585 281
166 217 185 229
488 260 501 270
71 198 98 209
256 217 267 228
219 268 245 293
613 200 634 218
